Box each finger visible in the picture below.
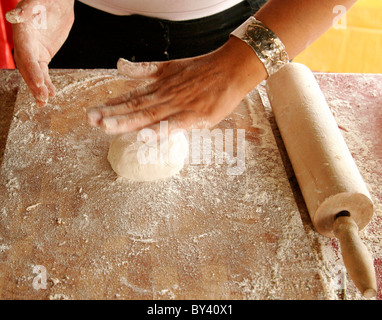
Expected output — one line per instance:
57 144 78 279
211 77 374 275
35 83 49 107
22 64 49 105
117 58 165 80
88 102 138 122
5 8 24 23
15 52 49 105
87 84 162 126
100 103 180 135
40 62 56 97
105 84 158 107
5 1 37 24
87 103 135 127
87 107 104 127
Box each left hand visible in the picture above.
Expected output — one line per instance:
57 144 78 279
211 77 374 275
87 37 266 135
6 0 75 106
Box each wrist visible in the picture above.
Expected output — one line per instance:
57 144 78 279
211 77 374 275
230 17 289 78
219 36 268 96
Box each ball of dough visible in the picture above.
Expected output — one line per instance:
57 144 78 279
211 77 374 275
108 132 188 182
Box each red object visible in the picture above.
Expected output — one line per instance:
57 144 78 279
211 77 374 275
1 0 21 69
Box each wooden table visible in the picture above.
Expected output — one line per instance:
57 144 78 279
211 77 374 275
0 69 381 300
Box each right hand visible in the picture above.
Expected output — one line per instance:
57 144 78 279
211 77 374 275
6 0 75 106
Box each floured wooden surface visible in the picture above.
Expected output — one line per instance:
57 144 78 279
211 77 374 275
308 74 382 300
0 69 326 299
258 73 382 300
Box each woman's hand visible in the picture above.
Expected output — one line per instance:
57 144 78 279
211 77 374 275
6 0 74 106
87 37 267 134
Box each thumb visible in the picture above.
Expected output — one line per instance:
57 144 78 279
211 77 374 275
117 58 165 80
5 0 41 24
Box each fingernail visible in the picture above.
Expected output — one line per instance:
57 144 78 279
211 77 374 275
47 84 57 97
36 99 47 108
101 118 119 133
87 109 102 125
49 88 56 98
35 92 48 105
5 8 24 24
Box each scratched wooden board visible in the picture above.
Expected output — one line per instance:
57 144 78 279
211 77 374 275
307 73 382 300
257 73 382 300
0 69 325 300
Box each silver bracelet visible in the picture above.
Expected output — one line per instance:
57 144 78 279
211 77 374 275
231 16 289 77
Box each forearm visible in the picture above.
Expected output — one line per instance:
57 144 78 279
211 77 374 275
223 0 357 93
254 0 358 58
87 0 360 134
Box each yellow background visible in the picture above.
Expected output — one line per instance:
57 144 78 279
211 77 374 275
294 0 382 73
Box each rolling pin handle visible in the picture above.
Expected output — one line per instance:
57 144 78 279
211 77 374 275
333 212 377 298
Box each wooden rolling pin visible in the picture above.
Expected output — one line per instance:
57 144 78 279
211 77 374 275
265 62 376 298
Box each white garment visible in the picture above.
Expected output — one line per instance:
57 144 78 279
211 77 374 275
78 0 244 21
